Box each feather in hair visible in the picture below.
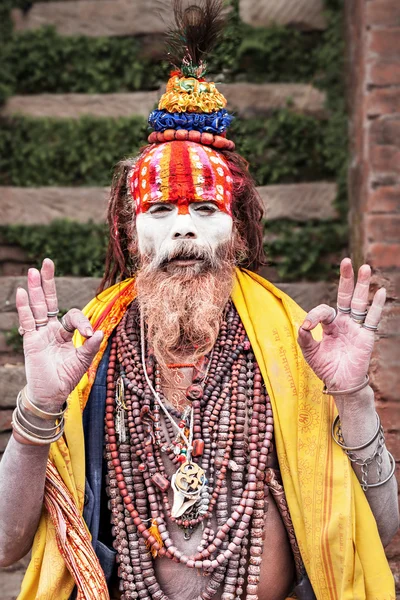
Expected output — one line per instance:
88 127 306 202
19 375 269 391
166 0 227 77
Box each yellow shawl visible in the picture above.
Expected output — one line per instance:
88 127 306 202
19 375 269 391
18 269 395 599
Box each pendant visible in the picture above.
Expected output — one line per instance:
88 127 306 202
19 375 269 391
115 376 127 443
170 461 206 518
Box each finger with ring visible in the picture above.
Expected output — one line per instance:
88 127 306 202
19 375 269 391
60 315 76 334
326 307 337 324
16 287 36 339
47 309 59 318
301 304 338 331
350 264 371 316
18 325 36 336
350 308 368 325
337 304 351 314
362 287 386 332
35 317 49 328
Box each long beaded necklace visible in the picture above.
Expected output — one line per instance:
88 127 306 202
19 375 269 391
104 300 274 600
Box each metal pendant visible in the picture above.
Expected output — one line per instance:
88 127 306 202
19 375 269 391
170 461 206 518
115 376 127 443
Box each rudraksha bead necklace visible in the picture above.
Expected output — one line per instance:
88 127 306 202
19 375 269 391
104 300 274 600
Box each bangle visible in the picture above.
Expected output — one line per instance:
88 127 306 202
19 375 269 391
332 413 395 491
332 412 381 451
16 402 63 435
12 410 64 446
323 375 369 396
364 451 396 488
19 387 68 420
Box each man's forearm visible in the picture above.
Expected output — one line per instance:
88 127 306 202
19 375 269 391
0 434 49 566
335 385 399 546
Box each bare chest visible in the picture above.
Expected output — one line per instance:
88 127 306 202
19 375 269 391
151 367 295 600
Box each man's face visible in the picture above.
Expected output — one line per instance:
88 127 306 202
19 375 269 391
135 199 233 269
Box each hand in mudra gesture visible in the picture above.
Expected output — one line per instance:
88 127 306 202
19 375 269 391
16 258 104 412
297 257 385 392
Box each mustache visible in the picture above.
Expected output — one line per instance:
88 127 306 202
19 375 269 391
143 241 222 271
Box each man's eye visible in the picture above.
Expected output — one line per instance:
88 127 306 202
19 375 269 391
149 205 172 214
195 204 217 213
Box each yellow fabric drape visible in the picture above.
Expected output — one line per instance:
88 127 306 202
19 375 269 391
18 270 395 599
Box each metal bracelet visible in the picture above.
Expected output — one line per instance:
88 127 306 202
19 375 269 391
364 451 396 489
332 411 381 451
16 399 63 435
323 375 369 396
20 387 67 421
12 410 64 445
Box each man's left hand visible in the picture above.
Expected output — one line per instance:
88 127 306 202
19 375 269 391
297 257 385 393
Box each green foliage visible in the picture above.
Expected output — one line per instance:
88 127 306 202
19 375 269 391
5 308 68 354
235 24 321 83
0 110 333 187
1 27 169 96
0 23 324 101
265 220 347 281
0 115 148 186
0 221 107 276
232 111 331 185
0 0 348 283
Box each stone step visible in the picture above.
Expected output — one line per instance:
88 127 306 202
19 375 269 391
12 0 168 37
1 84 326 120
0 182 337 226
12 0 326 37
240 0 326 31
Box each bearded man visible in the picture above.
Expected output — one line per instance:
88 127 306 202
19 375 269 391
0 3 398 599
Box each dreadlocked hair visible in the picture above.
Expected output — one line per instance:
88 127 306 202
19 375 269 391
99 146 266 293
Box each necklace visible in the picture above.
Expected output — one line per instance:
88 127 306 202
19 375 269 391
104 300 274 600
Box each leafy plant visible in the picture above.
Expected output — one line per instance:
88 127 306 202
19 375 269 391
0 111 333 187
0 221 108 276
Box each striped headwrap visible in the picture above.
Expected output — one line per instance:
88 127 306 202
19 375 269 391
129 141 233 215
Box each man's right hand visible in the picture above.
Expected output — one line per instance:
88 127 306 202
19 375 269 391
16 258 104 413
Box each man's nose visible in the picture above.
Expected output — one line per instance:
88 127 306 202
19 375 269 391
171 214 198 239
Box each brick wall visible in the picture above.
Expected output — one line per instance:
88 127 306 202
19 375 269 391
346 0 400 592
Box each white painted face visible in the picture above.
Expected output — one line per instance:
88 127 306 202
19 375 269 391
135 201 233 265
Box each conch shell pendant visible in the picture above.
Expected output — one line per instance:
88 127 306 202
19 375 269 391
171 461 205 518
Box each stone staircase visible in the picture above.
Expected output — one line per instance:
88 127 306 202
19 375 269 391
0 0 334 596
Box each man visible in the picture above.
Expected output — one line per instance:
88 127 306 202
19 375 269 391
0 2 398 598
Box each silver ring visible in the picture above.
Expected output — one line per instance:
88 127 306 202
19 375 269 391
326 307 337 324
18 326 36 336
350 309 368 317
34 318 48 328
47 309 59 317
60 315 75 334
350 309 367 324
337 304 351 314
351 316 366 325
362 323 378 331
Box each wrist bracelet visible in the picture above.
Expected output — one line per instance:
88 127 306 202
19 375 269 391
16 402 63 436
331 412 381 451
332 413 395 491
364 451 396 488
19 387 68 420
323 375 369 396
12 410 64 445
